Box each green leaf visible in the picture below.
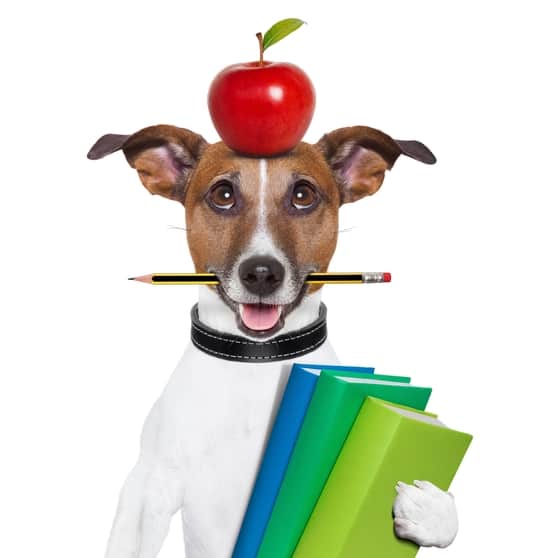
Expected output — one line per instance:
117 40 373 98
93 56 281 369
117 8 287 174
262 18 306 51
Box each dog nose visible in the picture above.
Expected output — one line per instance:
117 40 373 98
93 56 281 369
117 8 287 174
239 256 285 296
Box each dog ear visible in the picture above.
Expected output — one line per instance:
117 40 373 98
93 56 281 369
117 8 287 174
87 124 208 203
315 126 436 204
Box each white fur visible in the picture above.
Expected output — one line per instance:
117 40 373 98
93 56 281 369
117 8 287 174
104 292 339 558
222 158 300 310
393 480 458 548
258 159 267 229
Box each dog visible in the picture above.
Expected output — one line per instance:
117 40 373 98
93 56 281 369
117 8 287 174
88 124 458 557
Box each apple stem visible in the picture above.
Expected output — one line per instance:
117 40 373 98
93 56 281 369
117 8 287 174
256 32 264 66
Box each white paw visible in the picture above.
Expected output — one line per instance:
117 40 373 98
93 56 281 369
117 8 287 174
392 480 458 548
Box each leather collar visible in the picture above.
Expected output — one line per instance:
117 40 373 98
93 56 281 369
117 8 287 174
190 303 328 363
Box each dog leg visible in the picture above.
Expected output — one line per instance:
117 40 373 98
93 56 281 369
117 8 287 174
104 403 184 558
392 480 458 548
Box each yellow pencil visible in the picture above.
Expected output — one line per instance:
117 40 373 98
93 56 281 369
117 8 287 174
128 272 391 285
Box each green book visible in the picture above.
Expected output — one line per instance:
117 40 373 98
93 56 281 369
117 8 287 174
294 396 473 557
256 374 432 558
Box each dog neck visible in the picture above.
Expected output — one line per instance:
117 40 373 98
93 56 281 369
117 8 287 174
197 286 323 340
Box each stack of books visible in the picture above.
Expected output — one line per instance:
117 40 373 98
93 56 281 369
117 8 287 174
232 363 472 558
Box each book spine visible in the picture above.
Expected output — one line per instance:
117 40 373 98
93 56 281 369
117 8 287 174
232 367 318 558
257 375 353 558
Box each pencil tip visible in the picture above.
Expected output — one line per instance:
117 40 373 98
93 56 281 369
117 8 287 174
130 274 153 284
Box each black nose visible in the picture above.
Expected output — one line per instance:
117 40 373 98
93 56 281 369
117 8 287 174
239 256 285 296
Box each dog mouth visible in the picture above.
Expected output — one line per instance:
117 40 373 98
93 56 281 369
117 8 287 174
216 282 309 338
239 303 283 332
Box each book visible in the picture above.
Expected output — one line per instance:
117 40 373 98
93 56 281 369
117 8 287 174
256 374 432 558
294 396 473 557
232 364 411 558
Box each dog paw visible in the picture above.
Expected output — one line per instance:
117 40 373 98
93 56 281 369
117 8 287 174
392 480 458 548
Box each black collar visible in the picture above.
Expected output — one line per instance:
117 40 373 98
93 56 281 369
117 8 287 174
190 303 328 363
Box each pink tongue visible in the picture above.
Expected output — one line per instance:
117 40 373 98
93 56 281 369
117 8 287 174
240 304 281 331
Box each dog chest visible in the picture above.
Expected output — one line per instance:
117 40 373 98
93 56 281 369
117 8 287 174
155 340 338 556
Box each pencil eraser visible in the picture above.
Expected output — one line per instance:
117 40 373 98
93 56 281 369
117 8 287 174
383 272 392 283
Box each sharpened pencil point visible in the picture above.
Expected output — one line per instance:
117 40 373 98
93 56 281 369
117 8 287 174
129 274 153 284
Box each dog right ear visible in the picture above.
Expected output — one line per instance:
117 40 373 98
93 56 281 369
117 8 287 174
87 125 208 204
316 126 436 205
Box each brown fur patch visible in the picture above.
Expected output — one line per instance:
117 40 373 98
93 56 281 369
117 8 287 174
183 142 341 295
185 144 260 275
265 144 340 295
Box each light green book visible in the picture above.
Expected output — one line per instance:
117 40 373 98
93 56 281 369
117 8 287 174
294 396 473 557
256 375 432 558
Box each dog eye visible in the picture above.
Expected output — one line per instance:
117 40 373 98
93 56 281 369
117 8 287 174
292 181 318 210
207 181 236 211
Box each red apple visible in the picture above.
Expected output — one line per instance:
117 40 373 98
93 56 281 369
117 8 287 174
208 60 315 156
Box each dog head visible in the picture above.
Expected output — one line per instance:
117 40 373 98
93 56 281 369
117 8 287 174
88 125 435 337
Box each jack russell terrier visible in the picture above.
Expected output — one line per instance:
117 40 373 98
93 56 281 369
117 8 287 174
88 124 458 558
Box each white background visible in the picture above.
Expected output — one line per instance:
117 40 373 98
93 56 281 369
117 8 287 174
1 0 557 556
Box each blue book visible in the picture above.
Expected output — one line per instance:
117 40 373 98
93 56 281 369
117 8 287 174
232 364 411 558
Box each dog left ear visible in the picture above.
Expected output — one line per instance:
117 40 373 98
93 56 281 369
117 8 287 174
87 124 208 203
315 126 436 204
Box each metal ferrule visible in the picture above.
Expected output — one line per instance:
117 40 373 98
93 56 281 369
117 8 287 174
362 272 385 283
